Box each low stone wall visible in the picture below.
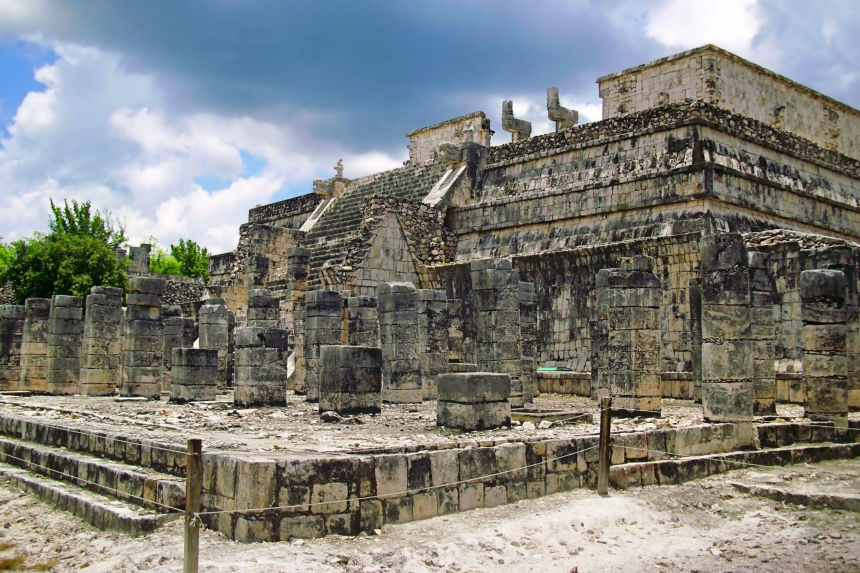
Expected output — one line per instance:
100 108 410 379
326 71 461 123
536 371 591 396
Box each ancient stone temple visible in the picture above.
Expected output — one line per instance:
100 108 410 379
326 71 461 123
207 44 858 408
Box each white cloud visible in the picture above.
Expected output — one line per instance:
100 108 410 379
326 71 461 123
0 39 408 255
644 0 761 56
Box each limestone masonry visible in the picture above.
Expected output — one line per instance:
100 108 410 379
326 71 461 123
0 45 859 542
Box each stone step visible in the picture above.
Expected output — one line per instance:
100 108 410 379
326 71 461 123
608 440 860 489
0 462 180 535
0 435 185 512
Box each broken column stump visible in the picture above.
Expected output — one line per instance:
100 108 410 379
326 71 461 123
0 305 25 391
417 289 448 400
319 345 382 415
303 290 344 402
700 234 754 422
470 258 523 407
46 295 84 395
121 277 166 398
436 372 512 431
377 282 422 403
247 289 280 328
233 326 288 406
801 268 850 426
19 298 50 393
170 348 218 403
80 286 123 396
595 256 662 416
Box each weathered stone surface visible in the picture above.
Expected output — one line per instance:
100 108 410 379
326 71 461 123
319 345 382 414
81 285 123 396
170 348 218 402
46 295 83 395
303 290 343 402
121 277 166 398
437 372 511 404
0 305 25 390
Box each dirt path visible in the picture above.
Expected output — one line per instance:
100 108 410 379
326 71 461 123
0 460 857 572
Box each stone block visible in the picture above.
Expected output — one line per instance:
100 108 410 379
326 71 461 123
702 381 754 422
437 400 511 431
436 372 511 403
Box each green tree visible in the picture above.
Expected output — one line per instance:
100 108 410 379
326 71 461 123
149 246 182 276
171 238 210 282
0 241 12 274
0 200 128 303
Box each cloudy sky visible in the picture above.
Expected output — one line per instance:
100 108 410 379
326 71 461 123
1 0 858 254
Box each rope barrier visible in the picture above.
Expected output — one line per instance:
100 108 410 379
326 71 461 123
0 452 184 514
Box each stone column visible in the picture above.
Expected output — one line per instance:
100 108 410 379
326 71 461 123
199 298 230 389
801 269 849 426
247 289 280 328
347 296 379 347
749 252 777 415
377 282 422 403
233 326 288 406
688 278 703 403
121 277 166 398
171 348 218 403
598 256 662 415
46 295 84 395
80 286 123 396
590 278 610 400
19 298 50 392
319 345 382 414
161 305 197 393
303 290 343 402
519 281 538 403
417 289 448 400
0 305 25 391
285 247 310 393
447 299 464 363
471 258 523 407
700 234 754 422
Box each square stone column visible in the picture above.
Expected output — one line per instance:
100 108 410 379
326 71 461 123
19 298 50 392
417 289 448 400
247 289 280 328
594 256 662 416
519 281 538 403
199 298 231 389
688 278 703 403
80 286 123 396
171 348 218 402
347 296 379 347
749 252 777 415
0 305 25 391
377 282 422 403
303 290 344 402
447 298 464 363
161 305 197 393
700 234 754 422
285 247 310 393
801 269 850 426
319 345 382 414
234 326 288 406
46 295 84 395
121 277 166 398
470 258 523 407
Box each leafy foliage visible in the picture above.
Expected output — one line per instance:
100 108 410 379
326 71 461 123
0 200 128 303
0 241 12 275
171 238 210 282
149 246 182 276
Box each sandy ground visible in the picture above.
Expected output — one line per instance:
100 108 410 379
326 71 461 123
0 459 857 573
0 393 806 456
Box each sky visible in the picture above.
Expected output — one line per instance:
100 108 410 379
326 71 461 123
0 0 858 255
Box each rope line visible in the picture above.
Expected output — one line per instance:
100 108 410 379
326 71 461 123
193 444 601 518
0 452 184 513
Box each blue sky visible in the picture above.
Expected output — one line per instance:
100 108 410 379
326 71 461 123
1 0 858 253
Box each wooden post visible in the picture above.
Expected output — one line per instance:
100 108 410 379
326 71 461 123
597 396 611 495
184 438 202 573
